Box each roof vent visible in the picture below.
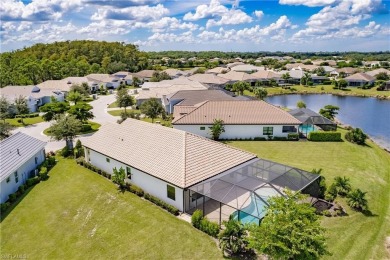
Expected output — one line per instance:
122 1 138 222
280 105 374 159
32 86 40 93
67 81 72 84
17 148 21 156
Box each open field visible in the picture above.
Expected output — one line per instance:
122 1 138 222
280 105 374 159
229 128 390 259
244 84 390 98
5 116 44 127
0 158 222 259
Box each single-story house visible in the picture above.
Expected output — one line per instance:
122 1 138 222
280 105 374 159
230 64 263 73
187 73 230 88
344 73 375 87
205 67 229 74
38 77 91 94
217 71 254 84
163 69 188 78
1 85 64 113
164 89 236 114
365 68 390 78
334 67 358 77
86 74 121 89
112 71 134 85
82 119 257 212
131 70 156 82
311 75 329 85
248 70 283 85
172 100 301 139
0 132 46 203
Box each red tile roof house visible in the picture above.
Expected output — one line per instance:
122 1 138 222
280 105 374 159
172 100 301 139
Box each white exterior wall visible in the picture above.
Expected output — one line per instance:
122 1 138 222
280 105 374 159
85 148 184 211
173 124 298 139
0 149 45 203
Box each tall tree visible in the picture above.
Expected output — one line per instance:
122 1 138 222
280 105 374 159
319 105 339 120
209 119 225 140
281 72 291 83
116 88 135 113
39 101 70 121
50 114 82 149
68 103 94 123
140 98 165 123
253 87 268 100
248 190 329 259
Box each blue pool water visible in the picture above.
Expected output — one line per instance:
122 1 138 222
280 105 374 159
232 195 266 225
299 124 316 135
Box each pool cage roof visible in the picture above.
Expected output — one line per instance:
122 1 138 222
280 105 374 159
288 108 336 126
188 158 320 220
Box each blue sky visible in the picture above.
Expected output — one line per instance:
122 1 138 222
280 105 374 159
1 0 389 52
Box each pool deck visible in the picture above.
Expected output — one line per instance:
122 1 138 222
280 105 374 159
187 199 236 225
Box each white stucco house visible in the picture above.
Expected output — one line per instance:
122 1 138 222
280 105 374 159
82 119 256 212
86 74 121 89
172 100 301 139
0 133 46 203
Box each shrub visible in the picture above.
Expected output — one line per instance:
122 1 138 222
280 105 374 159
254 137 267 141
347 189 368 211
219 218 249 256
287 133 299 140
325 183 338 202
81 124 92 132
273 136 288 141
129 184 144 197
76 157 85 165
17 184 26 194
26 177 40 187
39 167 48 180
61 146 72 157
8 193 17 203
200 219 220 238
143 193 179 215
191 209 204 229
308 131 341 142
1 202 11 213
47 156 56 167
17 119 22 123
345 128 367 145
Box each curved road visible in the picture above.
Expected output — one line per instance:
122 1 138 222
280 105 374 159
12 94 119 151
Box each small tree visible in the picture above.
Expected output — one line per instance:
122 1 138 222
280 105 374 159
375 72 389 81
345 128 367 145
219 218 249 256
14 95 29 124
297 100 306 108
248 190 329 259
67 90 82 104
39 101 70 121
254 87 268 100
338 79 348 90
347 189 368 211
116 88 134 113
132 76 141 87
0 121 15 140
232 81 249 95
68 103 94 123
112 167 126 188
333 176 352 196
319 105 339 120
140 98 165 123
209 119 225 140
50 114 82 150
0 97 13 122
74 139 84 158
311 168 326 199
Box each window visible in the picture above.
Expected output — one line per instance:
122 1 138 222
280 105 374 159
106 158 110 163
14 172 19 183
282 126 297 133
126 166 132 179
167 185 175 201
35 157 38 165
263 127 273 135
200 127 206 130
6 177 10 183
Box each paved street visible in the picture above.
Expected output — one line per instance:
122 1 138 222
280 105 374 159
12 94 119 151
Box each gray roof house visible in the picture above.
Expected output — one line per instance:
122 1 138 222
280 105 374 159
288 108 337 132
0 132 46 203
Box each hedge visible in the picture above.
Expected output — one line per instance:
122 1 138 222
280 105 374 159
308 131 342 142
190 209 220 238
288 133 299 140
144 193 179 216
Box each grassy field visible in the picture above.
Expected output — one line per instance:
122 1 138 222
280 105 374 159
43 121 101 136
5 116 44 127
0 158 222 259
229 128 390 259
243 84 390 98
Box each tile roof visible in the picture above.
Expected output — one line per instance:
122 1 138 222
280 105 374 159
345 72 375 81
172 100 302 125
206 67 229 74
132 70 156 78
86 74 118 83
0 132 46 182
217 71 251 81
82 119 256 188
168 90 236 106
249 70 282 79
188 73 230 85
1 85 62 102
366 68 390 77
38 77 89 92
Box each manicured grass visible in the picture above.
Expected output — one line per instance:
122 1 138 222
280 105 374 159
141 117 172 127
107 109 141 116
108 101 119 108
5 116 44 127
244 84 390 98
0 158 222 259
43 121 101 136
228 128 390 259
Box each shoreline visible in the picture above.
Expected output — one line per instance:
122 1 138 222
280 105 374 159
267 90 390 100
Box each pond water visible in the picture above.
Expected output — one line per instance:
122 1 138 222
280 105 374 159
266 94 390 150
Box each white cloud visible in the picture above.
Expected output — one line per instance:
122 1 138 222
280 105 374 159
135 17 199 32
279 0 337 7
183 0 228 21
254 10 264 19
206 9 252 28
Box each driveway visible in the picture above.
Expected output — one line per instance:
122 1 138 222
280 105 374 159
12 94 119 151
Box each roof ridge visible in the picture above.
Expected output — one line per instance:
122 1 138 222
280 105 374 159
183 131 187 187
172 100 210 124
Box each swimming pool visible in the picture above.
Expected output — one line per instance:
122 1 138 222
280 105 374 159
231 195 266 225
299 124 316 136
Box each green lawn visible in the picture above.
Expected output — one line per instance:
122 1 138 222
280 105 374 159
5 116 44 127
141 117 172 127
43 121 101 136
107 109 141 116
228 128 390 259
0 158 222 259
243 84 390 98
108 101 119 108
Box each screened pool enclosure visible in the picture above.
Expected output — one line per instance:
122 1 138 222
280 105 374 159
186 158 320 225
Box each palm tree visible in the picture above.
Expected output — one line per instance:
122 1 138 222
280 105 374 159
219 218 249 256
254 87 268 100
300 72 311 86
334 176 351 196
347 189 368 211
282 72 291 84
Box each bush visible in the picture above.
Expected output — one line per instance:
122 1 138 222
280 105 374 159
273 136 288 141
1 202 11 213
254 137 267 141
26 177 40 187
17 119 22 123
191 209 204 229
308 131 341 142
75 157 85 165
287 133 299 140
47 156 56 167
129 184 144 197
61 146 72 157
144 193 180 215
345 128 367 145
17 184 26 194
81 124 92 132
8 193 17 203
325 183 338 202
39 166 49 180
200 219 220 238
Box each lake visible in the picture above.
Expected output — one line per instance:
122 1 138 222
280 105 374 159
266 94 390 150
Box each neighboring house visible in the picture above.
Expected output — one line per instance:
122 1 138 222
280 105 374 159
163 69 188 78
366 68 390 77
112 71 134 85
336 67 358 77
86 74 120 89
38 77 91 94
1 85 64 112
165 89 236 114
187 73 230 88
205 67 229 74
285 63 318 72
249 70 283 85
217 71 254 84
364 61 381 68
172 100 301 139
230 64 264 73
226 62 245 69
288 108 337 136
82 119 256 212
132 70 156 82
0 132 46 203
344 73 375 87
311 75 329 85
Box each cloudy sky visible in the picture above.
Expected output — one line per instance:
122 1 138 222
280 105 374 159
1 0 389 52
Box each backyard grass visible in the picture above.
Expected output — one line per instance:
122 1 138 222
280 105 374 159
228 128 390 259
5 116 44 127
107 109 141 116
0 158 222 259
43 121 101 136
243 84 390 98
